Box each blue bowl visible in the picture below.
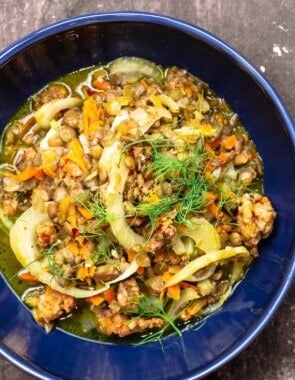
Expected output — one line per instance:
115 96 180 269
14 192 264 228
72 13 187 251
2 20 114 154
0 12 294 380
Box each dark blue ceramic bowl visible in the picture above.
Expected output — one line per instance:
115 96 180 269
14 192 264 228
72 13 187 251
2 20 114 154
0 12 294 380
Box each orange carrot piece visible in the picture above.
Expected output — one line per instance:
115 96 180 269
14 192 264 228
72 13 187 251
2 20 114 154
78 206 94 220
223 134 238 150
205 191 218 202
77 266 95 281
67 204 77 228
167 284 181 300
88 294 104 306
126 249 137 263
208 202 221 218
66 241 80 256
58 196 71 222
104 289 117 304
82 96 101 136
63 138 87 171
18 271 39 282
140 79 149 90
92 79 110 91
80 240 93 258
14 166 41 182
218 151 230 165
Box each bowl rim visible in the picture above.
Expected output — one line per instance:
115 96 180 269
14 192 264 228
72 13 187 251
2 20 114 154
0 11 295 380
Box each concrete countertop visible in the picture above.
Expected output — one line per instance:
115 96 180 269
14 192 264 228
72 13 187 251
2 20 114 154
0 1 294 379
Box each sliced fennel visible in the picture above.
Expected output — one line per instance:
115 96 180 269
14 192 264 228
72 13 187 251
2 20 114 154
9 206 139 298
130 106 171 134
99 142 146 249
35 97 82 129
108 56 164 84
39 119 62 150
172 217 221 255
107 259 139 284
164 246 249 287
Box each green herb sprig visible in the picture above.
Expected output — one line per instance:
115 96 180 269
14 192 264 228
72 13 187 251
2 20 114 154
130 295 181 347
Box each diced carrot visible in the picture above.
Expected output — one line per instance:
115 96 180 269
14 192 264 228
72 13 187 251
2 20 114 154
217 151 230 165
117 122 130 135
205 191 218 202
92 79 110 91
208 202 221 218
44 286 54 296
223 134 238 150
126 249 137 263
14 166 41 182
88 294 104 306
103 317 114 333
34 168 45 180
63 138 87 171
77 266 96 281
167 284 180 300
104 289 117 304
206 151 230 172
58 196 71 222
80 240 93 258
66 241 80 256
140 79 149 90
82 96 101 135
18 271 39 282
78 206 94 220
77 266 86 280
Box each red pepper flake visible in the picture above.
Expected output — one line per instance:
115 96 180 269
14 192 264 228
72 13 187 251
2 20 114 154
72 228 79 237
157 222 163 232
87 88 96 96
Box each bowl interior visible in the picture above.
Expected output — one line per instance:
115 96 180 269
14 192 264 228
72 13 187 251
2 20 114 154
0 14 295 380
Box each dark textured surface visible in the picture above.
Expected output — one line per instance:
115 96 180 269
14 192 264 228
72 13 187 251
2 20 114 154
0 1 294 379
